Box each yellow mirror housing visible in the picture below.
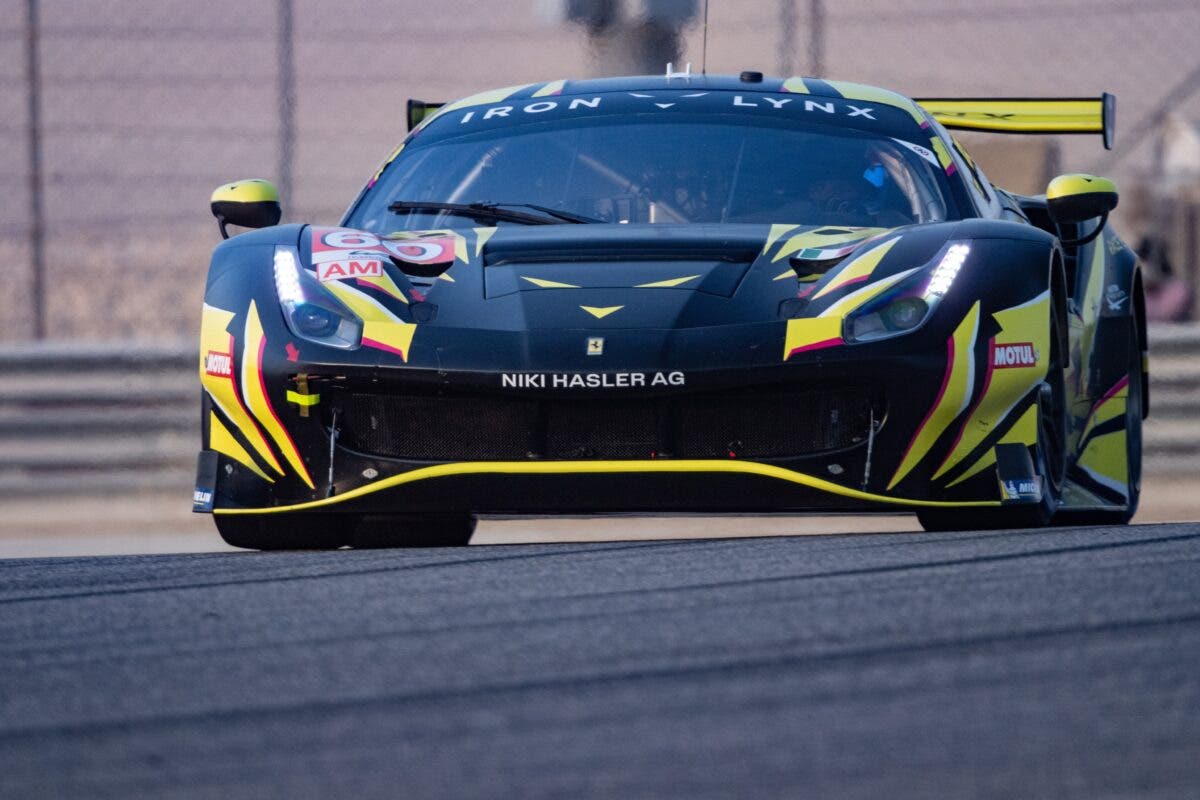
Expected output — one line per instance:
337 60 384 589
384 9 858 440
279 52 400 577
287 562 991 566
1046 174 1118 225
210 179 282 238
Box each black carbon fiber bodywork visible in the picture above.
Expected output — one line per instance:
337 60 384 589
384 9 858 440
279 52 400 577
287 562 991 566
196 76 1143 522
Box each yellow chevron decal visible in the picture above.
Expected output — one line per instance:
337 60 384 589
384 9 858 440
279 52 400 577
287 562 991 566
523 276 581 289
1076 425 1129 498
811 238 899 300
414 83 535 132
636 275 699 288
1081 377 1129 443
242 302 314 490
324 280 418 361
763 223 800 253
783 316 842 360
199 304 283 476
474 226 497 256
933 291 1050 479
825 80 927 124
945 402 1038 488
354 271 409 303
772 227 886 263
888 302 980 490
214 459 1001 516
581 305 623 319
532 79 566 97
818 267 920 319
209 411 272 482
780 77 811 94
1074 374 1130 498
929 138 955 171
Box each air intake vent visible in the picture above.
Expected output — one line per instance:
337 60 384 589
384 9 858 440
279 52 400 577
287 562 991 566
331 385 876 462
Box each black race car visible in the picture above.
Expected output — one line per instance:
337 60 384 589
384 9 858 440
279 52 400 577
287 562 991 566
195 73 1144 549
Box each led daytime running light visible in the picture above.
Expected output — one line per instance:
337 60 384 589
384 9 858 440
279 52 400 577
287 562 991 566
273 248 305 304
926 243 970 297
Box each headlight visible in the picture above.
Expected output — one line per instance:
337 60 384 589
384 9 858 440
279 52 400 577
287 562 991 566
273 247 363 349
843 242 969 343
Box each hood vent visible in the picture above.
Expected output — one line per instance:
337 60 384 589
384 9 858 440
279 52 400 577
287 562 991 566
482 226 765 268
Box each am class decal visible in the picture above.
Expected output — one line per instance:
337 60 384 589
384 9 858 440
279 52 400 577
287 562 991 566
310 227 456 280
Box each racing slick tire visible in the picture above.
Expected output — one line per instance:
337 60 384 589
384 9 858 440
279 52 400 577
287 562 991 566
917 293 1067 532
349 514 477 548
1053 316 1143 525
215 513 355 550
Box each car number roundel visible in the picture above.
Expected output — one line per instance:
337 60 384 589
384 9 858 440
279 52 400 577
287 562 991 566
383 238 455 264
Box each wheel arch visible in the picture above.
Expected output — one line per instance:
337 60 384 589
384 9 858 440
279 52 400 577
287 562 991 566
1132 267 1149 418
1049 246 1069 367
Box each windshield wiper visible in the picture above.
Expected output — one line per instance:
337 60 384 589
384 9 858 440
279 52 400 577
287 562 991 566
387 200 601 225
484 202 603 224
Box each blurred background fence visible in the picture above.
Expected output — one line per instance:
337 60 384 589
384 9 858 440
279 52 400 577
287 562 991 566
2 0 1200 343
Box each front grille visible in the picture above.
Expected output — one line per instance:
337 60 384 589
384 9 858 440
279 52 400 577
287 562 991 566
332 386 875 462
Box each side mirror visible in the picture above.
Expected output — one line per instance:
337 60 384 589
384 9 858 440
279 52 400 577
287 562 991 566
210 179 282 239
1046 174 1118 225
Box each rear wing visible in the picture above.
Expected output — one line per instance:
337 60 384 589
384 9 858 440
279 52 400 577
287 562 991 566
915 93 1115 149
407 99 445 132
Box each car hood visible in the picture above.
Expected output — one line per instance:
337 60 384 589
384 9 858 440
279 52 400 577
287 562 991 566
304 221 946 333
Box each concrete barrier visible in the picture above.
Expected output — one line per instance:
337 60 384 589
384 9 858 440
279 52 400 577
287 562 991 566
0 327 1195 496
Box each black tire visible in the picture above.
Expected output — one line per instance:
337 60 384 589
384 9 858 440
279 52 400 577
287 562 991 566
215 513 353 551
350 514 477 548
1054 316 1143 525
918 294 1066 532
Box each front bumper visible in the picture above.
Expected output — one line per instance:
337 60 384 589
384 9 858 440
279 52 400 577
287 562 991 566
201 349 1005 515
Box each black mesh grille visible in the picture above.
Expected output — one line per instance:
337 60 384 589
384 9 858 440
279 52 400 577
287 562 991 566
332 386 874 462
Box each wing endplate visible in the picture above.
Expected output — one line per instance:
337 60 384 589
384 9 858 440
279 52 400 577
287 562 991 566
407 99 445 132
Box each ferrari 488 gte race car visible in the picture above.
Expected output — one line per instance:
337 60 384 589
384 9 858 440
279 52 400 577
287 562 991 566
195 72 1145 549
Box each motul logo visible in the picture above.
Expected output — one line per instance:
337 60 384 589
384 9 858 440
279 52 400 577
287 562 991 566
317 259 383 282
992 342 1037 368
205 351 232 377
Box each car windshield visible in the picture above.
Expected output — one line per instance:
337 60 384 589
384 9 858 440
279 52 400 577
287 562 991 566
347 111 958 232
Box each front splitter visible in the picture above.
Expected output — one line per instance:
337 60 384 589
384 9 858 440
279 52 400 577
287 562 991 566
213 460 1001 516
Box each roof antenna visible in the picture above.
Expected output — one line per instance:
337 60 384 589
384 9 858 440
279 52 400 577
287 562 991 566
665 62 692 79
701 0 709 75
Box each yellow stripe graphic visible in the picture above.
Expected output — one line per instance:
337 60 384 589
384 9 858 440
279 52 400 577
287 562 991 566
324 280 418 361
199 304 283 475
763 223 799 254
811 238 899 300
945 403 1038 488
636 275 700 288
209 411 272 482
581 305 623 319
888 302 980 490
818 267 920 319
242 302 314 489
933 291 1050 479
354 271 409 303
523 276 581 289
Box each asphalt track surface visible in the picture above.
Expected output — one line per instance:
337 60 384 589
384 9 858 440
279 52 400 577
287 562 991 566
2 523 1199 799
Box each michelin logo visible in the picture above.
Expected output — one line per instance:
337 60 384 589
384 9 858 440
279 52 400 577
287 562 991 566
1001 477 1042 502
192 488 214 512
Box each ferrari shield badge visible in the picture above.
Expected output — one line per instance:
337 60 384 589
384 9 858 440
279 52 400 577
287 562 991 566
587 337 604 356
